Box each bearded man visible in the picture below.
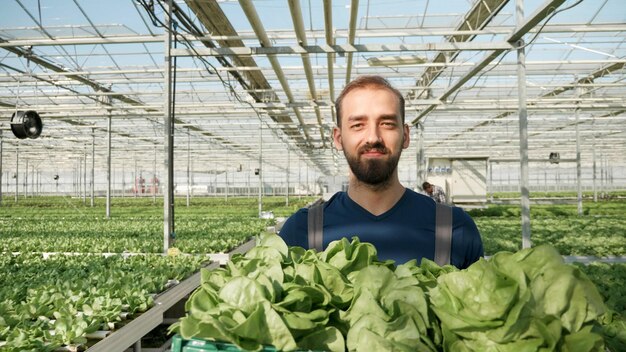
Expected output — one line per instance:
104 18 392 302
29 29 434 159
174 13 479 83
279 75 483 269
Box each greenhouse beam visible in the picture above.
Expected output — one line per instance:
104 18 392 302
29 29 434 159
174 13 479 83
1 23 624 47
170 41 513 57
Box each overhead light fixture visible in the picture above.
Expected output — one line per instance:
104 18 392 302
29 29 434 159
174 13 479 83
366 55 427 67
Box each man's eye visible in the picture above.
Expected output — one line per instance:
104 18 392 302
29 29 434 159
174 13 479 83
351 123 363 129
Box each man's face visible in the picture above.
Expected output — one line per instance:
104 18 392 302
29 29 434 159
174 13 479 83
425 185 433 195
333 87 409 187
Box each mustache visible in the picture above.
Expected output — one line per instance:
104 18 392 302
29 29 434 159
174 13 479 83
359 141 388 154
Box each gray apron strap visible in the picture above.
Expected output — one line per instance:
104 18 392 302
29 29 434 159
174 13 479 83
307 202 324 251
435 203 453 266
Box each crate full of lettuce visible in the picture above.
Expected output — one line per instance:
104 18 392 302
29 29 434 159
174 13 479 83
169 235 625 351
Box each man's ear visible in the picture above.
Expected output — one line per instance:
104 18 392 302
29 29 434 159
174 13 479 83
402 123 410 149
333 126 342 151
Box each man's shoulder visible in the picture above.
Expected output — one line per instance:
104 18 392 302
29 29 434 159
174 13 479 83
404 188 474 225
403 188 438 205
284 192 344 221
313 191 347 211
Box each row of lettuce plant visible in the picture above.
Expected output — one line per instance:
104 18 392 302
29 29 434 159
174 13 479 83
0 217 265 254
0 253 207 351
2 207 624 256
0 196 316 254
469 201 626 256
476 216 626 256
0 197 312 351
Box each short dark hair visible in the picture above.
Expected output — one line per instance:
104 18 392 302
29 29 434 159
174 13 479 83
422 181 432 190
335 75 405 126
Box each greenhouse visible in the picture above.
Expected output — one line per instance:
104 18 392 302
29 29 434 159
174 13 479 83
0 0 624 351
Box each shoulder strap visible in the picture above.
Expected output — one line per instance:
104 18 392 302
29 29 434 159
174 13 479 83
307 201 324 252
434 203 453 266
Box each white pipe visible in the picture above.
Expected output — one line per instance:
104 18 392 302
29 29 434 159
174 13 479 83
345 0 359 84
323 0 336 123
238 0 312 145
288 0 326 145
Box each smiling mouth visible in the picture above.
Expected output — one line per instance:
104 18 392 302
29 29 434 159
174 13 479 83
361 149 386 156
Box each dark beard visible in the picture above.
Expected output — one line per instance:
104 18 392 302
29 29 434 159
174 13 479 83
344 141 401 187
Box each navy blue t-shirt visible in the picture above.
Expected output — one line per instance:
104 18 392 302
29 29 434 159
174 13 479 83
279 189 483 269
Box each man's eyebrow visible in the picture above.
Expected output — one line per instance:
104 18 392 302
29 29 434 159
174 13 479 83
379 114 399 120
347 114 399 121
347 115 367 121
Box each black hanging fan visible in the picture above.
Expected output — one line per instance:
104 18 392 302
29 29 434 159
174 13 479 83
11 110 43 139
11 53 43 140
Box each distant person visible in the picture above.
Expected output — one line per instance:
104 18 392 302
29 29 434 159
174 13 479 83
279 75 483 269
422 181 447 204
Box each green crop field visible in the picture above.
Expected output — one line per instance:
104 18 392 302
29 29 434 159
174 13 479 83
0 196 316 254
1 196 624 351
0 196 315 351
470 200 626 256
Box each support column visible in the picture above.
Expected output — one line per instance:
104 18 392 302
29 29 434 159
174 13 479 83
600 155 604 198
91 129 95 207
163 0 175 252
592 119 597 202
286 147 290 206
258 119 263 217
225 171 229 201
75 161 78 198
415 123 425 189
106 111 112 218
0 130 3 205
25 159 28 198
489 161 494 202
575 79 583 215
83 146 87 204
122 165 125 198
153 146 157 204
516 0 531 249
77 157 81 200
134 156 138 199
186 129 190 207
488 123 494 200
15 145 19 203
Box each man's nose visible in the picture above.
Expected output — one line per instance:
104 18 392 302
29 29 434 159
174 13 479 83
365 125 382 144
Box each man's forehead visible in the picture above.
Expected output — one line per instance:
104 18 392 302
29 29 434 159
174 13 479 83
345 86 396 98
343 88 400 111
